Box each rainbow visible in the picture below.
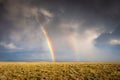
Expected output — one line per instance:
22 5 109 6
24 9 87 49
69 34 79 54
40 24 55 61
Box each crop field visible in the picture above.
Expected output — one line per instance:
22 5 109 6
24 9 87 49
0 62 120 80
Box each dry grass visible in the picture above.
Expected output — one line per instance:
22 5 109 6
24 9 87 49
0 62 120 80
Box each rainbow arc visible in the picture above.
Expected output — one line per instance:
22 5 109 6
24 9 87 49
40 24 55 61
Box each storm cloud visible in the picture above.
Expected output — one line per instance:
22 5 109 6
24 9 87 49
0 0 120 61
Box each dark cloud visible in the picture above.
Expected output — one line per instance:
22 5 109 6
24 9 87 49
0 0 120 61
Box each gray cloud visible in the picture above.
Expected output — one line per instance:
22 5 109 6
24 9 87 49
0 0 120 61
0 0 54 51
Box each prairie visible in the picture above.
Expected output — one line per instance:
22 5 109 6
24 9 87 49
0 62 120 80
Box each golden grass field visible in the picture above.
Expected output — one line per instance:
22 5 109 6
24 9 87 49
0 62 120 80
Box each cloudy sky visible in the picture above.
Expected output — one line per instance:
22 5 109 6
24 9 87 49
0 0 120 61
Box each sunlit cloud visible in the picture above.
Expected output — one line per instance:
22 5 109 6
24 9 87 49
40 8 54 18
0 42 19 49
109 39 120 45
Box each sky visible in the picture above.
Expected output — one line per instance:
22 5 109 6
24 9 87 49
0 0 120 61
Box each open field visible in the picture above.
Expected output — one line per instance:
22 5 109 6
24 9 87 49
0 62 120 80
